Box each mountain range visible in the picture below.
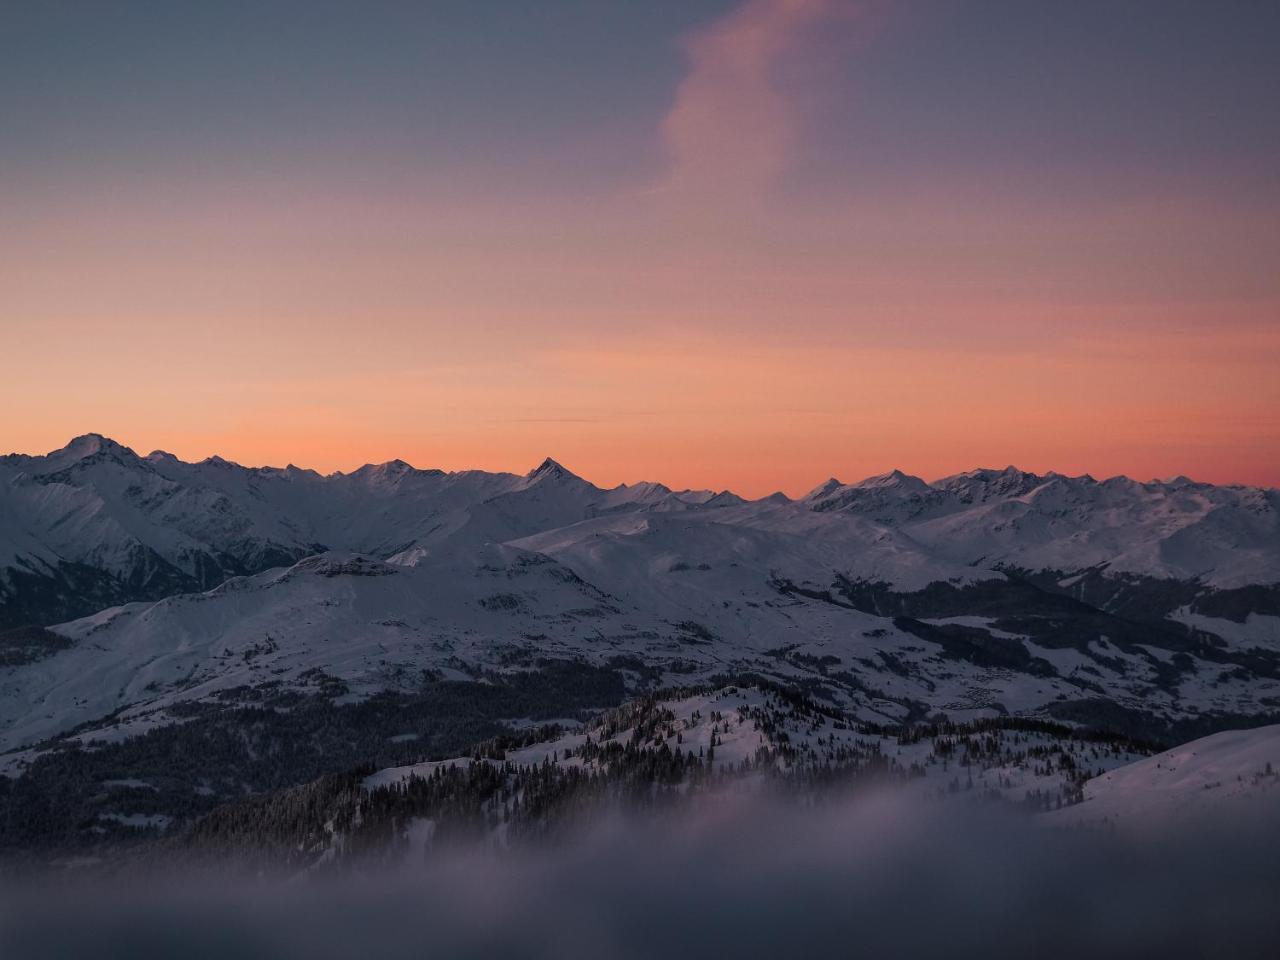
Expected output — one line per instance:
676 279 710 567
1 434 1278 859
4 434 1276 628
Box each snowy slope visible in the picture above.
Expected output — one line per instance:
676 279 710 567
1 539 941 755
1050 723 1280 826
366 684 1149 806
5 540 1279 761
3 437 1280 761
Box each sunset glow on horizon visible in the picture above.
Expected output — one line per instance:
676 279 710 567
3 0 1277 496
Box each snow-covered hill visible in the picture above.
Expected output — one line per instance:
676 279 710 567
157 682 1156 872
4 538 1279 764
364 684 1152 812
196 690 1273 873
1050 722 1280 827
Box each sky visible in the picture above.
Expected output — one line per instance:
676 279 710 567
2 0 1277 496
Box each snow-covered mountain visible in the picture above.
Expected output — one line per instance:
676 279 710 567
1 436 1278 751
3 436 1277 635
0 436 722 628
805 465 1280 588
2 436 1279 859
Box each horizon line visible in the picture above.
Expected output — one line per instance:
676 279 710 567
4 431 1271 498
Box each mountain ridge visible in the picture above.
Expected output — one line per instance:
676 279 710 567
2 435 1277 636
8 433 1271 494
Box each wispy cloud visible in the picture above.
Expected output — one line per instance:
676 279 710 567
660 0 850 201
502 418 601 424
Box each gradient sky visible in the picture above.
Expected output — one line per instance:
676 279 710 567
2 0 1278 495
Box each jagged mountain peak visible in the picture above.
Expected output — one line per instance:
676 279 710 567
956 465 1030 480
349 459 423 481
199 454 239 468
612 479 670 495
934 465 1046 501
853 469 930 491
704 490 746 508
24 434 146 477
527 457 580 483
803 478 845 501
52 433 138 461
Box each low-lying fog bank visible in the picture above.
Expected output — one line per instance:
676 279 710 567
2 787 1277 960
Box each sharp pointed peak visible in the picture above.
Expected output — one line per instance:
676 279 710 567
527 457 579 481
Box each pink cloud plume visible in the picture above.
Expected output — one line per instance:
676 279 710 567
661 0 851 200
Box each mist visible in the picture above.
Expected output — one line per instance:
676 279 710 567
2 787 1277 960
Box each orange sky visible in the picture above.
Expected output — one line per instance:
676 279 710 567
2 0 1278 496
6 311 1276 495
